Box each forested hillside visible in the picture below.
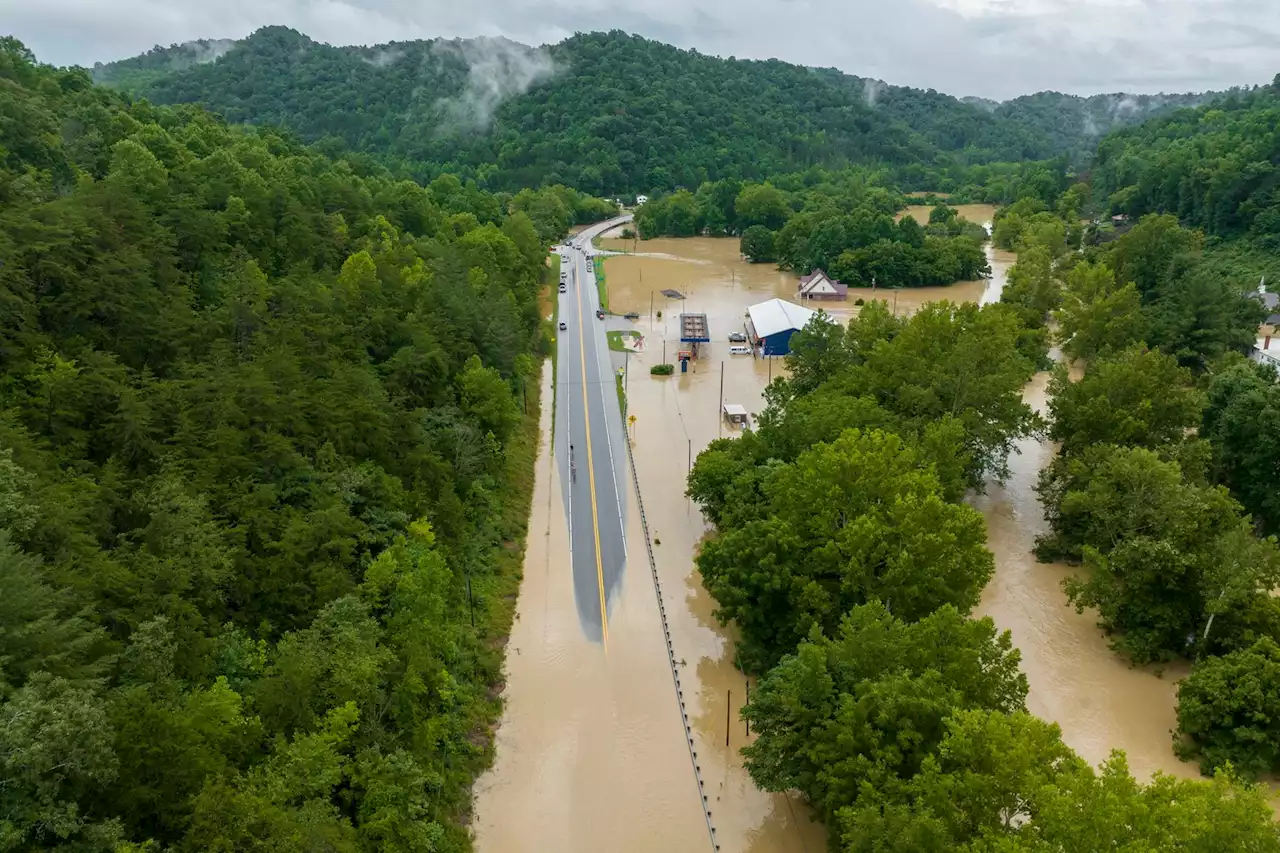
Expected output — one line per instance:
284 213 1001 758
92 28 1226 196
0 35 567 851
991 90 1214 162
1094 78 1280 242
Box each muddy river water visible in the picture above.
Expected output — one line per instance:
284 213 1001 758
473 206 1197 853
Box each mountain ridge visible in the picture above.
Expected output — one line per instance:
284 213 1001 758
87 27 1246 194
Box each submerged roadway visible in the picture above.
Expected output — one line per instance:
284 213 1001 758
554 215 634 646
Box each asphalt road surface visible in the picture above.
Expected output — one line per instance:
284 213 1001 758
554 215 634 646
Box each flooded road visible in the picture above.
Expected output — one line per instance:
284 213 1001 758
473 364 710 853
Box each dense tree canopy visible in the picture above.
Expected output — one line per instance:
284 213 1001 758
1094 81 1280 242
743 603 1027 823
0 38 556 851
1046 346 1206 455
697 430 994 672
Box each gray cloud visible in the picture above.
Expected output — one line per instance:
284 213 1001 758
2 0 1277 99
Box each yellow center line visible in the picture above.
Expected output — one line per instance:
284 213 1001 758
574 251 610 652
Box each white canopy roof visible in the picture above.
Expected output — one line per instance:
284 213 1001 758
723 403 749 417
747 298 822 339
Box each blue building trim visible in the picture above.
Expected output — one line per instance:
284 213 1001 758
761 328 796 357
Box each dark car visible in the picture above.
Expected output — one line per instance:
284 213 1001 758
596 309 605 320
559 321 567 330
624 311 640 320
728 332 747 342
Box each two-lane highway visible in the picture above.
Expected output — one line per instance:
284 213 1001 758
555 215 633 645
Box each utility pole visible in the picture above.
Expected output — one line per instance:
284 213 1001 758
650 290 654 323
688 438 692 473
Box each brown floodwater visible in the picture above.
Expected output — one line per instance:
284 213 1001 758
479 220 1209 853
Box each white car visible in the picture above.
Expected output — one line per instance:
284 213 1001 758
728 345 752 355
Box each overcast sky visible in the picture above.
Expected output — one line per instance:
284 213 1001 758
3 0 1278 99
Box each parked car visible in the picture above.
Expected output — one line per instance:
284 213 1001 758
729 345 752 355
727 332 747 342
596 309 605 320
624 311 640 320
559 321 567 330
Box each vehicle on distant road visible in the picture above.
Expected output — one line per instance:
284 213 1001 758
727 332 747 342
559 321 567 331
729 345 752 355
624 311 640 320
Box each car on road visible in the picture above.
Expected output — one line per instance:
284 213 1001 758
559 283 567 292
596 309 605 320
624 311 640 320
729 345 752 355
559 321 567 331
727 332 747 342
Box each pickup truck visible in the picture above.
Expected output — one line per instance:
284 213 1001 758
728 332 747 343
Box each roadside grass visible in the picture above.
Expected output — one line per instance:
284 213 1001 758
594 257 608 311
614 371 626 416
606 330 641 352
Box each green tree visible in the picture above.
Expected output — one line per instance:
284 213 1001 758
739 225 776 262
1176 638 1280 778
1047 346 1205 456
1056 261 1145 362
742 603 1026 823
734 183 792 230
1202 358 1280 534
0 674 121 851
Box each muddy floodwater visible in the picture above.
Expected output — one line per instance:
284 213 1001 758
477 210 1206 853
